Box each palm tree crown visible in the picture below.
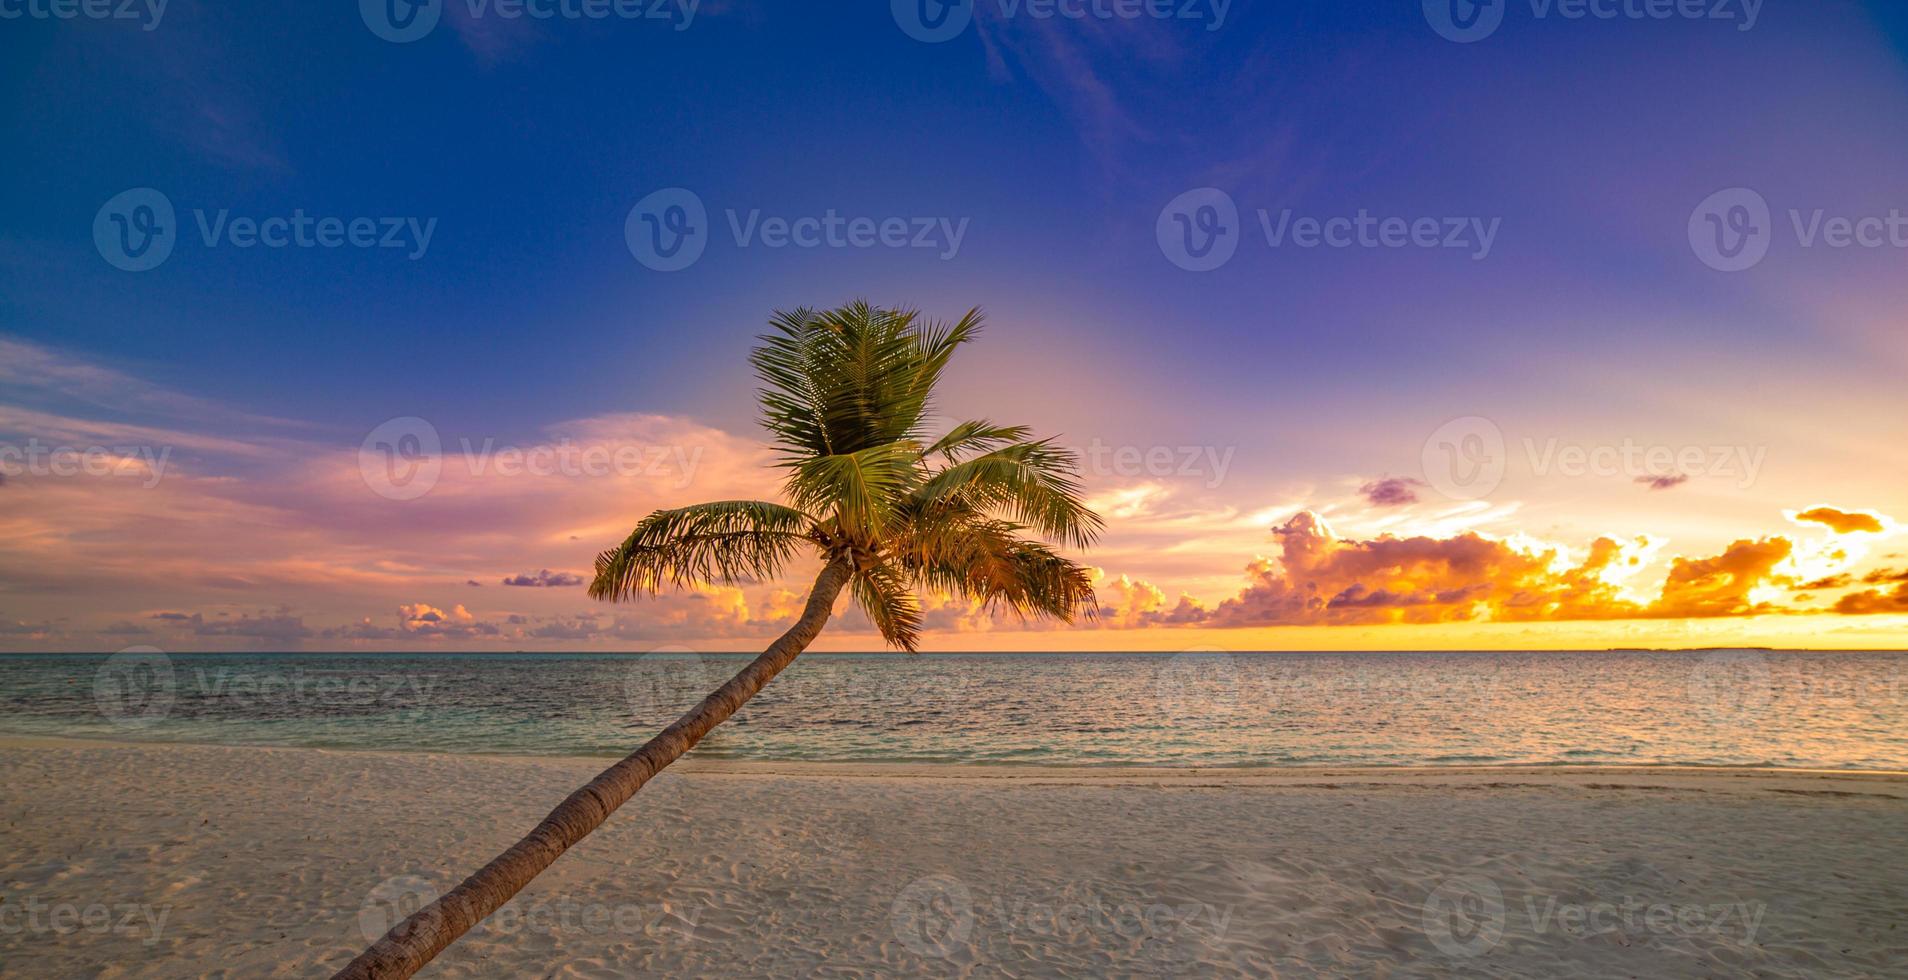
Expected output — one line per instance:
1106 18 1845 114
589 302 1102 649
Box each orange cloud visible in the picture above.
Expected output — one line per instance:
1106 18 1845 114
1120 509 1886 628
1834 583 1908 615
1185 512 1646 626
1795 506 1886 534
1649 538 1793 618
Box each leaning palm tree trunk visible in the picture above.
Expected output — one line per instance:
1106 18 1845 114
333 561 852 980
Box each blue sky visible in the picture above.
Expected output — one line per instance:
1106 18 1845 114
3 0 1907 650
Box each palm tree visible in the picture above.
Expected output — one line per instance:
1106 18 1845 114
334 302 1102 978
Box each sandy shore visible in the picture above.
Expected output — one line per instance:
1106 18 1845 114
1 737 1904 977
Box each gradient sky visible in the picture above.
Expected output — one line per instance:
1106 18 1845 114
2 0 1906 651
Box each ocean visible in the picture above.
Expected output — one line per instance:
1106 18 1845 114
2 650 1904 769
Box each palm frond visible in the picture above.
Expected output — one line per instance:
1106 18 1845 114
850 558 925 652
914 440 1104 549
925 419 1032 462
783 442 923 544
752 304 984 462
902 517 1098 623
590 500 819 602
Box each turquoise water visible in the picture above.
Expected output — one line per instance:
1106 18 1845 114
1 651 1905 769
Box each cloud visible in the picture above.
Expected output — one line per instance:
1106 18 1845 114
1182 512 1647 626
396 603 500 639
1649 538 1793 618
1834 583 1908 614
1092 569 1205 628
186 609 314 640
1359 477 1426 507
0 343 782 647
0 335 302 445
1795 506 1886 534
502 569 585 588
1117 510 1837 628
7 343 1905 650
1636 474 1690 491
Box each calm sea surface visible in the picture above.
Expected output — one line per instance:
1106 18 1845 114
1 651 1905 769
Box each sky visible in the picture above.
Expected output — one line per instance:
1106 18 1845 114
2 0 1906 652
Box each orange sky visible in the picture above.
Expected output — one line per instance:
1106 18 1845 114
3 337 1906 652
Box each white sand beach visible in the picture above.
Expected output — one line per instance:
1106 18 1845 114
1 736 1904 978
